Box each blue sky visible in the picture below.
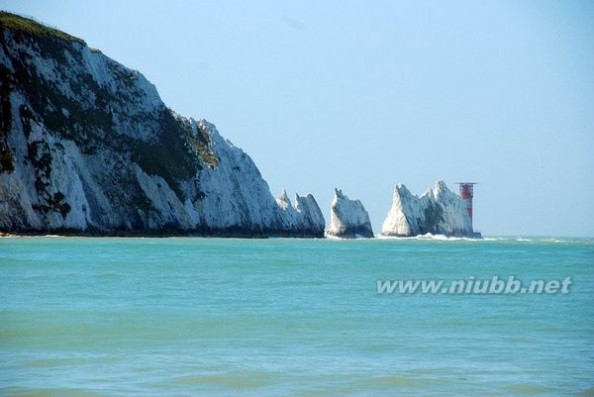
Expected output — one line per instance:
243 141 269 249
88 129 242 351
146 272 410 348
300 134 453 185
3 0 593 236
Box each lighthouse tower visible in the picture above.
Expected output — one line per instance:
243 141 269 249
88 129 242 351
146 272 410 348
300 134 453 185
456 183 477 227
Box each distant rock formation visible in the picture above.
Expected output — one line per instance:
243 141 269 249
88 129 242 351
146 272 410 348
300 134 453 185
275 190 325 237
381 181 480 238
326 189 374 238
0 12 324 236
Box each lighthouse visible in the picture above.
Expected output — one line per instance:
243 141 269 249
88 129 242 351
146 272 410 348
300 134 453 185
456 183 477 227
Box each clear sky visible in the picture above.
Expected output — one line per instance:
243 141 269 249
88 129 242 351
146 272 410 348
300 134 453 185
2 0 593 236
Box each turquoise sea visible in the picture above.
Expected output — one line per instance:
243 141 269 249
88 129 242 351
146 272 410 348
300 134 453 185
0 236 593 396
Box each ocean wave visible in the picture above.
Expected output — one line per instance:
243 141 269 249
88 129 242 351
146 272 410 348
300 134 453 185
377 233 482 241
482 236 594 245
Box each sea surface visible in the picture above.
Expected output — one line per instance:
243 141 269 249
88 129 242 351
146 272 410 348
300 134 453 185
0 236 593 396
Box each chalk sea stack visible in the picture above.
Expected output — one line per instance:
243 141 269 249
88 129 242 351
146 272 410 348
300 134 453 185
381 180 481 238
326 189 374 238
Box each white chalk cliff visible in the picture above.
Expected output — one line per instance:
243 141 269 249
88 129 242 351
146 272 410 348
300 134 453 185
381 181 479 237
0 13 324 236
326 189 374 238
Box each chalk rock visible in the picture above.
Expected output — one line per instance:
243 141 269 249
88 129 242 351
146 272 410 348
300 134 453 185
326 189 374 238
381 181 479 237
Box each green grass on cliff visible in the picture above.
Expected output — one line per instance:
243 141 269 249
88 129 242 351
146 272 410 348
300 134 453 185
0 11 84 44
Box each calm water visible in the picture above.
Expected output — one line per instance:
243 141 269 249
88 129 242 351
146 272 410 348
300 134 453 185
0 236 593 396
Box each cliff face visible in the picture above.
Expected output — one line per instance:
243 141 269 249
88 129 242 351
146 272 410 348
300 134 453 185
381 181 479 238
326 189 374 238
0 13 324 236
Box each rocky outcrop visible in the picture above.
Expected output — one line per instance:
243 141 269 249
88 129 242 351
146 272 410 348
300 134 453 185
326 189 374 238
275 190 325 237
0 12 324 236
381 181 480 238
